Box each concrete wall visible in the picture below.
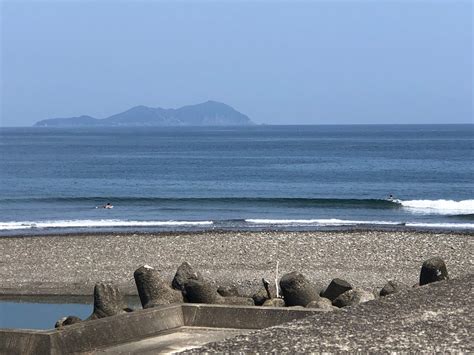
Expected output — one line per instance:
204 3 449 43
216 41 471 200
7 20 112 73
1 304 320 354
0 329 50 355
183 304 323 329
1 305 184 355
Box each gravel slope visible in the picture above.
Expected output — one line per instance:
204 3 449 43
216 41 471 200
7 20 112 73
0 230 472 297
194 274 474 353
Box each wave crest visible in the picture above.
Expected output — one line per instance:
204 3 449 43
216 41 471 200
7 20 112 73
245 218 473 229
245 218 401 226
399 199 474 215
0 219 213 230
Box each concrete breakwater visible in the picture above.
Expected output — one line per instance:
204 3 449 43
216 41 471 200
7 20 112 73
2 304 323 354
1 255 465 354
54 256 450 328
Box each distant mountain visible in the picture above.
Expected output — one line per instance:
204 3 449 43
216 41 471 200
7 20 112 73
34 101 254 127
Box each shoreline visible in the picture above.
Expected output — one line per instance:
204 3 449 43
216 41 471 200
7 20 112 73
1 225 473 239
1 230 473 298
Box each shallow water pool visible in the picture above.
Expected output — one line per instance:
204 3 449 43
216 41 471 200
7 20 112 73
0 301 92 330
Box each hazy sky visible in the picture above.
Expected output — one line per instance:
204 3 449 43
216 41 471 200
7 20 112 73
1 0 472 126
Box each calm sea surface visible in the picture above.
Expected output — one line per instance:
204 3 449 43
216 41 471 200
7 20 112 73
0 125 472 234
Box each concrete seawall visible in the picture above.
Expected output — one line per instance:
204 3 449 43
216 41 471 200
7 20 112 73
1 304 321 354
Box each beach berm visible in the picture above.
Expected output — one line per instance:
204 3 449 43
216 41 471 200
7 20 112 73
0 230 472 298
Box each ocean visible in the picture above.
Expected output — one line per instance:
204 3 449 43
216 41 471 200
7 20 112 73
0 124 472 235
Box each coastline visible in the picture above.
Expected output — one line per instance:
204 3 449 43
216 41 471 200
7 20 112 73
1 230 472 298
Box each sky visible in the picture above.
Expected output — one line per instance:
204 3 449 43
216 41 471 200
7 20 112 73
0 0 472 126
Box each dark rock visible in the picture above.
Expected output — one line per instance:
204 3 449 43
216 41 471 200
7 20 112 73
252 287 270 306
55 315 82 328
380 280 409 297
55 317 66 328
262 298 285 307
63 315 82 325
184 279 221 304
88 283 127 320
217 285 240 297
333 289 375 308
321 278 352 301
252 280 278 306
172 262 203 291
262 278 273 299
218 296 255 306
306 298 337 311
134 265 183 308
279 272 320 307
419 257 449 286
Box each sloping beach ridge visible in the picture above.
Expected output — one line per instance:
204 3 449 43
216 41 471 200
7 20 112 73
1 229 472 352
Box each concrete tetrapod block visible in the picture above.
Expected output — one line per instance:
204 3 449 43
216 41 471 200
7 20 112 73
196 275 474 353
252 287 270 306
55 316 82 329
332 289 375 308
184 279 222 304
379 280 409 297
306 298 338 311
217 285 240 297
134 265 183 308
419 257 449 286
88 282 128 320
252 280 277 306
172 261 204 292
262 298 285 307
279 272 320 307
321 278 352 301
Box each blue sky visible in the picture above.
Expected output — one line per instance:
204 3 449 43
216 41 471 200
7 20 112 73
1 0 472 126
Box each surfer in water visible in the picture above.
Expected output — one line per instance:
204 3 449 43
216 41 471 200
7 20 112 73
101 202 113 209
387 194 401 203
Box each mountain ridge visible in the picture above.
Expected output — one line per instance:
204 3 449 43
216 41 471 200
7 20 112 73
34 101 254 127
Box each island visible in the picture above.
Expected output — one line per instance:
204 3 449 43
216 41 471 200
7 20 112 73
34 101 254 127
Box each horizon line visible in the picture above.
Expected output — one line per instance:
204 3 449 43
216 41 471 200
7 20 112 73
0 122 473 128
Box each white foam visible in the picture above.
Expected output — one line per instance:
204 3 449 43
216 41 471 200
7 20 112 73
405 222 474 229
399 199 474 215
245 219 474 229
0 219 213 230
245 218 400 226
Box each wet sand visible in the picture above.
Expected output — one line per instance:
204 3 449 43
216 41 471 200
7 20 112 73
0 230 472 297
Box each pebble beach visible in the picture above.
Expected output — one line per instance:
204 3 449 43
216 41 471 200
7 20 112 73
1 230 472 298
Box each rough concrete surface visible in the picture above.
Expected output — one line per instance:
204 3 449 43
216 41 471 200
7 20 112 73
0 230 472 297
96 327 250 354
195 274 474 353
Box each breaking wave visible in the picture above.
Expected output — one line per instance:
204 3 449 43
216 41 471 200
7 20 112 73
0 219 213 230
404 222 474 229
245 218 402 226
0 196 398 209
245 218 474 229
0 218 472 232
1 197 471 215
398 199 474 215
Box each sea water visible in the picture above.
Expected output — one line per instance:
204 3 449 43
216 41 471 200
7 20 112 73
0 301 91 329
0 125 472 234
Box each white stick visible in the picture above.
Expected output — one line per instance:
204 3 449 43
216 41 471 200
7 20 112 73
275 261 279 298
